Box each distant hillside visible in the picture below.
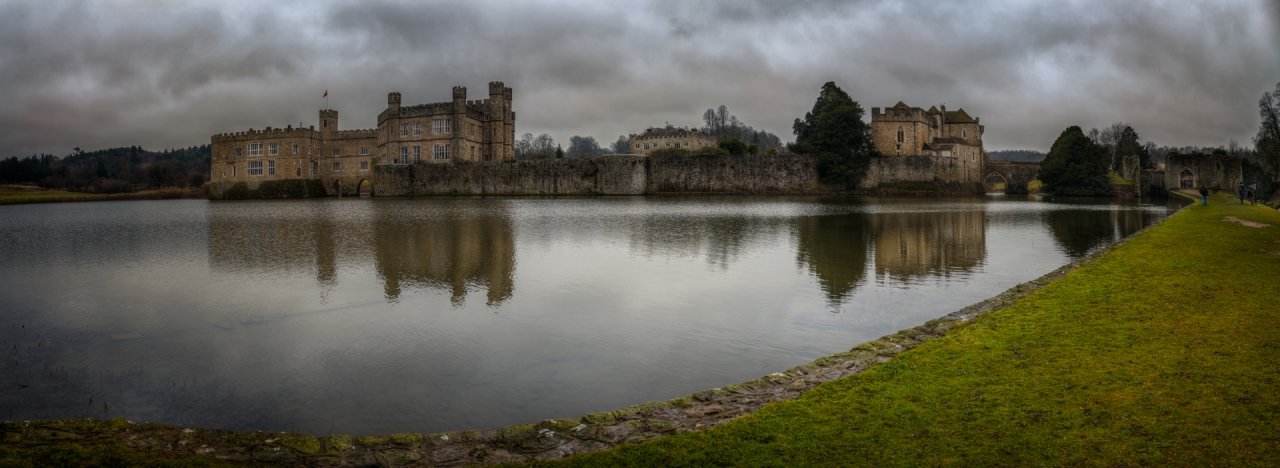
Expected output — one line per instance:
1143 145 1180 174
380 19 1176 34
989 150 1045 162
1 145 210 193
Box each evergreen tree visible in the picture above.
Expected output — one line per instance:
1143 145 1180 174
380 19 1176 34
790 82 877 188
1037 126 1112 196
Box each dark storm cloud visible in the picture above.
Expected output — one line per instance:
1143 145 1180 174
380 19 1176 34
0 0 1275 157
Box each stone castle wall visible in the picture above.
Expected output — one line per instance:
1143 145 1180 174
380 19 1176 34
1164 153 1242 192
374 156 648 196
645 154 823 193
369 154 997 198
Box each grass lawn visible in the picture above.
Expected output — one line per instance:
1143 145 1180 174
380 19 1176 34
535 192 1280 467
0 185 198 204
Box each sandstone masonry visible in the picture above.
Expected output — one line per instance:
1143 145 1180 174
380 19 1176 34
211 82 515 196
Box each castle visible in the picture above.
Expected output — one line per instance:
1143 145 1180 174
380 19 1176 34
211 82 515 195
628 129 717 155
870 102 985 161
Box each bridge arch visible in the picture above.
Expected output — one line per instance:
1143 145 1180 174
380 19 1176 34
983 172 1008 193
982 161 1040 194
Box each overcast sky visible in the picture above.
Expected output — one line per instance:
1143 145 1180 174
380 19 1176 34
1 0 1276 157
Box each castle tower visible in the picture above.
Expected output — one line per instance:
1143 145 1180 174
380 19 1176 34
452 87 466 160
320 109 338 135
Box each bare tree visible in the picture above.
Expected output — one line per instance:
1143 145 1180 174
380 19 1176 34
1256 81 1280 177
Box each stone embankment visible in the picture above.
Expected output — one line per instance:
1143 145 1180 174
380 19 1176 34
0 214 1160 466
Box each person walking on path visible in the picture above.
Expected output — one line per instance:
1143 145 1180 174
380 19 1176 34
1199 185 1209 206
1239 182 1247 204
1249 184 1258 206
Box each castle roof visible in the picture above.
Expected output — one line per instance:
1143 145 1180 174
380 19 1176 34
893 101 909 108
927 106 941 115
945 108 976 123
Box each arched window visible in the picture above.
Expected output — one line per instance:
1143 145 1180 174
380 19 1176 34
962 129 967 138
897 127 904 143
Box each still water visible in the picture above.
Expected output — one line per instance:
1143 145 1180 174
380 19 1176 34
0 195 1179 435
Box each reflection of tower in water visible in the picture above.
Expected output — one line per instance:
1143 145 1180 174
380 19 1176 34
872 210 986 282
373 203 516 306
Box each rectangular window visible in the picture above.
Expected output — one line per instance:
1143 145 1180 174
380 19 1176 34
235 148 242 157
292 144 299 154
413 146 421 162
267 160 275 175
684 142 689 147
360 161 369 171
232 165 236 176
414 122 422 136
248 160 263 176
296 168 301 177
644 143 649 150
399 147 408 164
332 162 341 171
360 147 369 155
434 144 450 160
332 149 340 156
268 143 278 155
433 118 450 134
400 123 408 136
248 142 263 157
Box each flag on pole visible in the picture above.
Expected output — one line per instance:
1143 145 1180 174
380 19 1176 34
323 90 328 98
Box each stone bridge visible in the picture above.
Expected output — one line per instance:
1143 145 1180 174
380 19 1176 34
983 161 1041 194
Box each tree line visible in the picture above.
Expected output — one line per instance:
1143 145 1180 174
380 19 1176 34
0 145 211 193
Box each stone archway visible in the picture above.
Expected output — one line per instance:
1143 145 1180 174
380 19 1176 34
983 172 1008 193
1180 170 1194 189
358 179 371 197
333 179 342 197
982 161 1040 194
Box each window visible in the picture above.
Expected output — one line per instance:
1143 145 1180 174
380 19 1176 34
684 142 690 147
470 146 475 159
267 160 275 175
644 143 649 150
248 142 263 156
400 123 408 136
413 122 422 136
248 160 263 176
962 130 967 138
268 143 278 155
433 118 450 134
323 119 328 128
235 148 242 157
360 161 369 171
469 124 475 136
434 144 450 160
360 147 369 155
332 161 341 171
292 144 299 154
296 168 301 177
635 144 640 149
399 147 408 164
232 165 236 176
897 127 904 143
332 149 340 156
413 146 421 162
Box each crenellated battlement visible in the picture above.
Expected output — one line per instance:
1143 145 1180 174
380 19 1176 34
327 128 378 140
397 102 455 118
212 126 318 143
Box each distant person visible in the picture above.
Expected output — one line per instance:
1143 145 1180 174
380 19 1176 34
1249 184 1258 206
1198 185 1208 206
1239 182 1247 204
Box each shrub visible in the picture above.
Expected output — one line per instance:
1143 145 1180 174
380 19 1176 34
718 137 748 156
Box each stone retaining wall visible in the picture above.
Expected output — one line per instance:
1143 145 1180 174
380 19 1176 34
0 201 1187 466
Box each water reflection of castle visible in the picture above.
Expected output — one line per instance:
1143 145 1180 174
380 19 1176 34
796 208 986 304
208 201 516 306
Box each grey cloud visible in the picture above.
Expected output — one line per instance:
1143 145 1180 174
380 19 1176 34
0 0 1275 158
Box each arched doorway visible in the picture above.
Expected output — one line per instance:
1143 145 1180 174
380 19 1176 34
1180 170 1194 189
358 179 371 197
984 172 1008 193
333 179 342 197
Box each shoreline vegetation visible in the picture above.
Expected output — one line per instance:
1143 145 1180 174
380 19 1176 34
0 184 207 205
4 190 1276 466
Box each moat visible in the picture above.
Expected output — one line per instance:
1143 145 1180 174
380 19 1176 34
0 195 1180 436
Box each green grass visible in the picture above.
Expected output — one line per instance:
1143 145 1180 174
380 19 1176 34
1109 171 1135 185
535 192 1280 467
1027 179 1044 192
0 442 238 468
0 187 196 204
